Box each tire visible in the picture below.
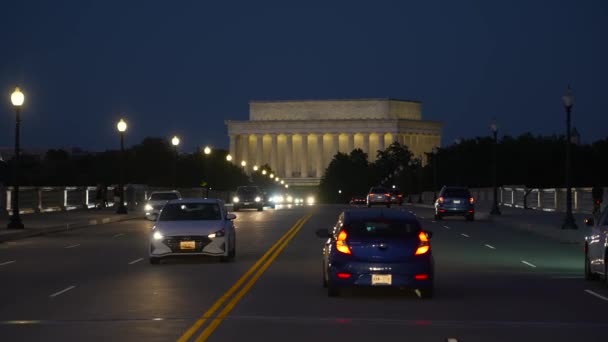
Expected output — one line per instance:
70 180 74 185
435 213 442 220
466 214 474 221
322 262 328 288
257 206 263 211
149 257 160 265
233 206 240 212
386 203 391 208
584 250 597 281
418 287 434 299
328 283 340 297
367 204 371 208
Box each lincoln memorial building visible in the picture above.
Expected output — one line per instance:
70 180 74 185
225 98 443 186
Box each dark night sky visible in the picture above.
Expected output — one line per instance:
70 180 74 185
1 0 606 153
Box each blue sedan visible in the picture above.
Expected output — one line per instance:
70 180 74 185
316 208 434 298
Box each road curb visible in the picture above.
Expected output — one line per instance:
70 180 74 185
0 214 142 243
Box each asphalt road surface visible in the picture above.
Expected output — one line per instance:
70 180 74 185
0 204 607 342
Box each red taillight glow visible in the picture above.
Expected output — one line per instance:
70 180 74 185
438 196 444 204
385 193 390 197
415 274 429 280
415 231 430 256
337 272 352 279
469 197 475 204
336 230 352 255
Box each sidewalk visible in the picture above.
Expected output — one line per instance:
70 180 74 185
0 209 143 243
408 202 591 245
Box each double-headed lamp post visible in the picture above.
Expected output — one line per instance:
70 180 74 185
7 87 25 229
562 87 577 229
171 136 180 188
116 119 128 214
490 123 501 215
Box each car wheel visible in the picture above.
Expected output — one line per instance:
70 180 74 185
466 214 474 221
149 257 160 265
367 204 371 208
327 282 340 297
584 250 597 280
435 213 442 220
233 206 240 212
386 203 391 208
257 206 263 211
418 286 434 299
322 262 328 288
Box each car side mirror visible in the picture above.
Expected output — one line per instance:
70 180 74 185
584 218 594 226
226 213 237 220
315 229 330 238
424 231 433 239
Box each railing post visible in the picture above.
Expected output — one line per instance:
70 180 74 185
34 187 42 213
0 183 6 218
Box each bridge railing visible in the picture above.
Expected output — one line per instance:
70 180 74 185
0 185 231 216
419 186 606 214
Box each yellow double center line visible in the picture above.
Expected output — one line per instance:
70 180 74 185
177 212 313 342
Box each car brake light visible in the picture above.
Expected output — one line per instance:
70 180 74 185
336 230 352 255
385 193 390 197
469 197 475 204
415 231 430 256
415 274 429 280
438 196 444 204
337 272 352 279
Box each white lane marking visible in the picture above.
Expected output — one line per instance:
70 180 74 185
128 258 143 265
431 220 436 223
584 289 608 302
88 220 97 225
551 276 584 279
460 233 470 238
0 260 16 266
447 339 459 342
64 244 80 249
102 218 111 223
49 285 76 298
443 225 451 230
113 233 125 238
521 260 537 268
484 244 496 250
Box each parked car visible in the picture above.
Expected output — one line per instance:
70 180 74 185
232 186 264 211
583 211 608 284
144 190 182 220
149 198 236 264
434 186 475 221
316 208 434 298
366 186 391 208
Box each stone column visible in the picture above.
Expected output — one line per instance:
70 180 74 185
377 133 385 152
362 133 370 156
229 134 236 163
330 133 339 158
255 134 263 168
285 134 293 178
315 134 324 178
346 133 354 153
241 134 249 167
270 134 278 172
301 134 308 178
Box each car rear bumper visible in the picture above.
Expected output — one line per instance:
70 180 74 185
436 206 474 215
328 258 433 288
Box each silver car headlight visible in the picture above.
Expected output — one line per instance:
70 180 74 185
233 197 239 203
145 204 153 211
255 196 261 202
153 231 164 240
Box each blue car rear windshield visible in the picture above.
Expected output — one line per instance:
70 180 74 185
159 203 222 221
345 220 420 237
443 189 471 197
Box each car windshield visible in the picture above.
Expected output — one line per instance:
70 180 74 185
159 203 222 221
370 187 388 194
443 189 470 198
149 193 179 201
345 219 420 238
237 187 259 195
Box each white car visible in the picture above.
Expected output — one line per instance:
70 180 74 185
149 198 236 264
584 210 608 283
145 190 181 220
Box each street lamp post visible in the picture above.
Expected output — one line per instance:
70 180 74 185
561 87 577 229
171 136 180 188
204 146 211 197
116 119 128 214
490 123 501 215
7 87 25 229
431 147 438 202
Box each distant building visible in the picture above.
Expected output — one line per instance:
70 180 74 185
226 98 443 186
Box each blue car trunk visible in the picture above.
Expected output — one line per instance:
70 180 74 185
347 236 419 262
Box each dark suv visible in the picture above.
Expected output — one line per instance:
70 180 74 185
434 186 475 221
232 186 264 211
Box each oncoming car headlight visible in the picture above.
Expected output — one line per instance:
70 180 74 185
145 204 153 211
307 196 315 205
233 197 239 203
255 196 261 202
153 231 164 240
